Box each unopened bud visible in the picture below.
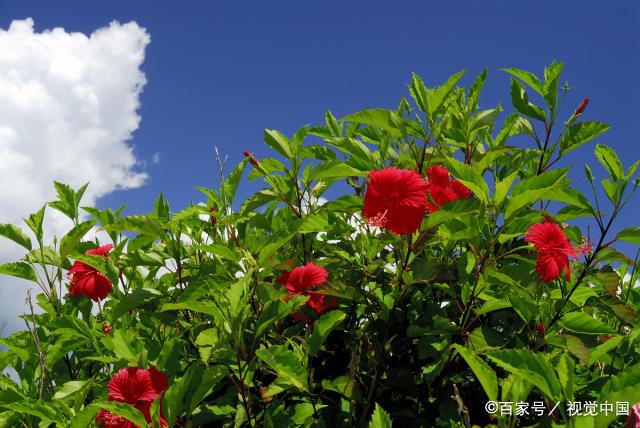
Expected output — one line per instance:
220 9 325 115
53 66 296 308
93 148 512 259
584 164 594 182
574 98 589 116
209 206 217 226
243 150 251 157
103 322 111 335
536 322 544 337
250 157 260 168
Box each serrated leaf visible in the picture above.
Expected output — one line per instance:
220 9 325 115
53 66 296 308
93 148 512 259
559 312 616 335
0 262 38 282
486 349 562 400
595 362 640 427
509 78 546 121
256 295 308 338
264 129 293 159
368 403 392 428
24 205 46 243
542 61 563 109
164 364 196 426
311 160 368 181
256 345 308 392
309 310 346 355
0 224 32 250
501 68 543 95
60 220 96 258
595 144 624 181
343 108 402 135
616 227 640 245
559 121 610 155
427 70 466 117
452 345 498 401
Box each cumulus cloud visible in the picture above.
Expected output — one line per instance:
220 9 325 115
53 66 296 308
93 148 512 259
0 18 150 336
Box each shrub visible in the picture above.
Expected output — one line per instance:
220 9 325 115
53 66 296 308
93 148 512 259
1 62 639 427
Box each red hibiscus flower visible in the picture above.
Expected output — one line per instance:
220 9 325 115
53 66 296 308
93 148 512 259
424 165 472 213
525 220 577 283
362 167 429 235
96 367 168 427
68 244 114 301
277 262 337 322
627 403 640 428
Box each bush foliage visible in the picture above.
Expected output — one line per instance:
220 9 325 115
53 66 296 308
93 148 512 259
1 62 640 427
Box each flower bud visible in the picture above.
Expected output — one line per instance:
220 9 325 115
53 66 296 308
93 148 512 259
574 98 589 116
536 322 544 337
250 157 260 168
584 164 594 182
243 150 251 157
103 322 111 335
209 206 217 226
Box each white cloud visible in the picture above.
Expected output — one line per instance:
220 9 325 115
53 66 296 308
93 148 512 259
0 18 150 337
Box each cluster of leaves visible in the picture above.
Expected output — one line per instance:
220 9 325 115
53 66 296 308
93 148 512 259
1 62 640 427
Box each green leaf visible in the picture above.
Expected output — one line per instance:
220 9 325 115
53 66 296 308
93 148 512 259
493 172 518 206
299 212 329 233
486 349 562 400
595 362 640 427
501 68 543 95
112 288 162 319
69 405 100 427
164 364 196 427
53 380 88 400
509 78 546 121
108 329 145 364
368 403 392 428
325 137 373 163
223 158 249 203
49 181 78 220
159 302 220 317
255 295 308 338
452 345 498 401
264 129 293 159
616 227 640 245
309 311 346 355
0 262 38 282
311 160 368 181
343 108 402 135
3 399 67 425
588 335 624 366
556 352 574 401
94 401 149 427
505 167 569 219
427 70 466 117
0 224 32 250
595 144 624 181
559 312 616 335
542 61 563 109
468 68 487 111
425 198 481 228
197 244 241 263
239 189 278 215
256 345 308 392
60 219 96 258
409 73 428 113
444 157 489 203
24 205 46 243
559 121 610 155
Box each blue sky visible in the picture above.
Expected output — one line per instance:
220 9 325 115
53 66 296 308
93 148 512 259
1 0 638 249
